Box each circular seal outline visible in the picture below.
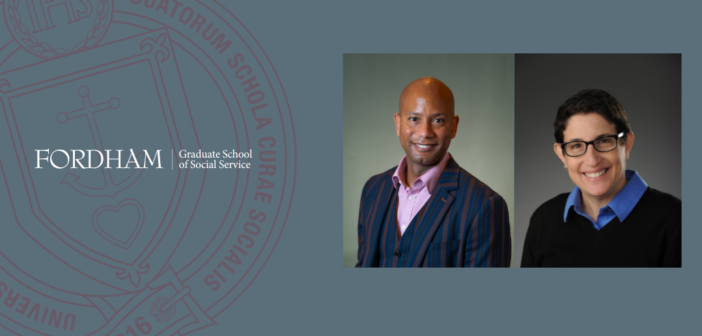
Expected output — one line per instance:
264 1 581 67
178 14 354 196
0 0 296 334
187 1 297 318
4 0 114 59
107 0 298 321
111 4 295 316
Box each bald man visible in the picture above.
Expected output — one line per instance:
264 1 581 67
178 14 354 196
355 77 511 267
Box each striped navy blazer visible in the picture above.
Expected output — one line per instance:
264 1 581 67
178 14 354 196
356 156 511 267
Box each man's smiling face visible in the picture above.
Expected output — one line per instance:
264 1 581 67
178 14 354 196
394 78 458 173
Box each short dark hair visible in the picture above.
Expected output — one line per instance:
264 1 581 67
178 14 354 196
553 89 631 143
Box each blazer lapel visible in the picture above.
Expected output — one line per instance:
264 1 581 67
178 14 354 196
363 171 396 267
408 157 460 267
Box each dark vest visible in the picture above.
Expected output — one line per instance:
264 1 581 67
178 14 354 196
378 189 423 267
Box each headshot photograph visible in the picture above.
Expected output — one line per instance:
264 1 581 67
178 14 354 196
343 54 514 268
514 54 681 267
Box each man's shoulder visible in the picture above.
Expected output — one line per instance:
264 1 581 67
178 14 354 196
361 166 396 196
452 165 503 201
366 166 396 184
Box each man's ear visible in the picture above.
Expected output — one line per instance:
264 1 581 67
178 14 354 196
452 115 459 138
554 143 567 166
394 113 401 137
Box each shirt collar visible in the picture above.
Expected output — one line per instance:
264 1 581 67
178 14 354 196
392 152 450 193
563 169 648 222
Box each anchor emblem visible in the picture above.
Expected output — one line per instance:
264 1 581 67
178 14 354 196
57 86 144 197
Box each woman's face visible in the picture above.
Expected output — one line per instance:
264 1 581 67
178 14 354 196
554 113 634 205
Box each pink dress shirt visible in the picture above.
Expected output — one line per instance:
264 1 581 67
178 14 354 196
391 152 450 237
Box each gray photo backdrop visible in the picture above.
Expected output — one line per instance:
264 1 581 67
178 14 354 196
343 54 515 268
514 54 682 265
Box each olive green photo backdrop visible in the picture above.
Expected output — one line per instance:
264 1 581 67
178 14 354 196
343 54 515 267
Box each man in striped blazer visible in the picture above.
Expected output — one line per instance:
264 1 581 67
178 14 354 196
356 77 511 267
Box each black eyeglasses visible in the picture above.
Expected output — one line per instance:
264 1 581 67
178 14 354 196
560 132 625 157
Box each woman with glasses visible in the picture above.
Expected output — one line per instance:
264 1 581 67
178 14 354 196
521 89 681 267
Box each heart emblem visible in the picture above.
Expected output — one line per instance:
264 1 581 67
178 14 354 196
92 199 145 249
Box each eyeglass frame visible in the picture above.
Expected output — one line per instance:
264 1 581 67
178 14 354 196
559 132 625 157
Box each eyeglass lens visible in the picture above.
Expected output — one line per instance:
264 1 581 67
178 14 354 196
564 137 617 156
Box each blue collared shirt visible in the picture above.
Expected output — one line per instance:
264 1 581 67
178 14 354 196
563 169 648 230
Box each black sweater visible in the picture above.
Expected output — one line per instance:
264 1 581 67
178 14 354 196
521 187 681 267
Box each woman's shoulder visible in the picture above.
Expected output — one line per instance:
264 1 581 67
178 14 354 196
528 193 572 227
636 187 681 219
534 192 571 214
522 193 574 248
641 187 681 206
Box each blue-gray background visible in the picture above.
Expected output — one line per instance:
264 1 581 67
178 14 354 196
203 1 698 335
2 0 700 335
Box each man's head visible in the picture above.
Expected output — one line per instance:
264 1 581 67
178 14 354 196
394 77 458 172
